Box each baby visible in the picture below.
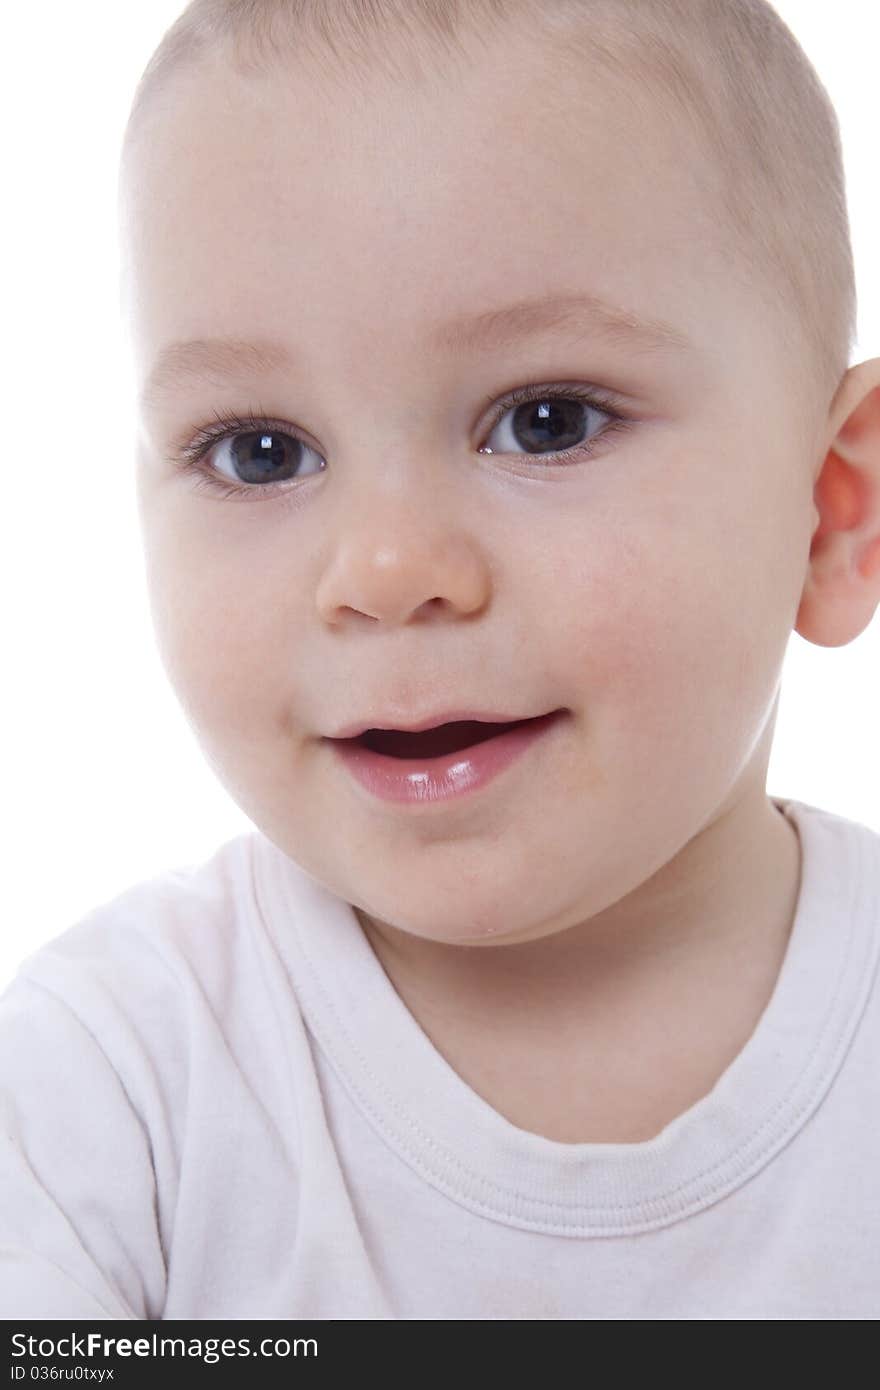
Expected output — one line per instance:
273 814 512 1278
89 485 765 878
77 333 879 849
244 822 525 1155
2 0 879 1321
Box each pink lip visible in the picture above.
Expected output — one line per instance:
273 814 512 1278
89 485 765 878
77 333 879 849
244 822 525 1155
327 710 568 806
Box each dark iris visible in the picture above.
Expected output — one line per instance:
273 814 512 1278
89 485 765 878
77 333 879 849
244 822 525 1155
510 399 586 453
230 431 303 485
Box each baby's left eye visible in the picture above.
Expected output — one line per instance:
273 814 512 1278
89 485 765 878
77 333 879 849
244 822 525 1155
482 390 620 459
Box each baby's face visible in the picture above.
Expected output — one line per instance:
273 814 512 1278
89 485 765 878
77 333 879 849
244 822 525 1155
123 27 818 946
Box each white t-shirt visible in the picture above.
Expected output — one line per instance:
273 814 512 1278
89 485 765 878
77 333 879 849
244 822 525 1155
1 796 878 1320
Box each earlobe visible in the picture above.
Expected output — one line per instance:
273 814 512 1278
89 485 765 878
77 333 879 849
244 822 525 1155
856 535 880 581
794 361 880 648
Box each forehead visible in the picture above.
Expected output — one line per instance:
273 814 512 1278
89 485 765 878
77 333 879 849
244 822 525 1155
120 26 735 396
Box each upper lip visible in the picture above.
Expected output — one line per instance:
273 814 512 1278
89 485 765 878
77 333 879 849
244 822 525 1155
326 708 562 739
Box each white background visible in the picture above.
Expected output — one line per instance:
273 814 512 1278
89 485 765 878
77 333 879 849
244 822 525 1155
1 2 877 987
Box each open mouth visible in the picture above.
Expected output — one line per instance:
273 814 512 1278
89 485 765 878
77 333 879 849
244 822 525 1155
354 716 546 760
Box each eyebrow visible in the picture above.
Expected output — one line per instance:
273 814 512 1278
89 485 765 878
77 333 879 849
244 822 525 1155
141 291 692 411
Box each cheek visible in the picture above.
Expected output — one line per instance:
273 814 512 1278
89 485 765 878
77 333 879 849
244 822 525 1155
550 510 781 764
139 499 301 738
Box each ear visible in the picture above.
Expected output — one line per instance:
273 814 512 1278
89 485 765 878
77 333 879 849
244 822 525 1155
795 357 880 648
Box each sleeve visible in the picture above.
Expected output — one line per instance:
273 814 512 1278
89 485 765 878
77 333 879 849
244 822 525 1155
0 974 167 1319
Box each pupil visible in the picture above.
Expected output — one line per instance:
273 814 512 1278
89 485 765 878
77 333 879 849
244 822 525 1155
232 431 300 484
513 399 584 452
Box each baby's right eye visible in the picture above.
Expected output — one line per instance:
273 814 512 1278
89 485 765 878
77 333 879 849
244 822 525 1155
173 414 326 501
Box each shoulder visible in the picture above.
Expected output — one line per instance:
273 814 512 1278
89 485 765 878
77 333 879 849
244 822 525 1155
0 831 330 1318
780 798 880 1042
14 830 260 997
781 797 880 909
1 830 274 1110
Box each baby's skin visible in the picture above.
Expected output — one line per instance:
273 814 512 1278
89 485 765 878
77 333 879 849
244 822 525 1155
119 21 880 1141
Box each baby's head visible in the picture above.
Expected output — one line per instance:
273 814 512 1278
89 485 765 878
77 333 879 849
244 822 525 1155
118 0 880 951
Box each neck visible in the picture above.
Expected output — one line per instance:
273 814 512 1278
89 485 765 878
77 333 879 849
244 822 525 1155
357 787 802 1038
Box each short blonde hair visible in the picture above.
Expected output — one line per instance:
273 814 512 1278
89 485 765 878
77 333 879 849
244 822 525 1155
121 0 857 408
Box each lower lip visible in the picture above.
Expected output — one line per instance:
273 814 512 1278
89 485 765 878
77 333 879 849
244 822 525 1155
326 710 567 806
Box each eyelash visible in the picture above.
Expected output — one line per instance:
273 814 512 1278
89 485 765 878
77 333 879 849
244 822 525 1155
169 384 636 502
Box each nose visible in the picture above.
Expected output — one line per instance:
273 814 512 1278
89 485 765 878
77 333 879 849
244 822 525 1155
315 497 492 627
